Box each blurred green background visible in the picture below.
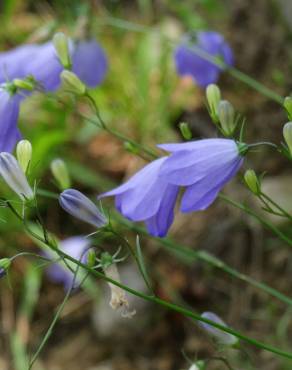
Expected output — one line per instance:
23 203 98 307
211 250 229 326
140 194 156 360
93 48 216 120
1 1 292 369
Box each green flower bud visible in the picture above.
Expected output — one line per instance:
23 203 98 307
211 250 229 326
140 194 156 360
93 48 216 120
52 32 71 69
283 122 292 155
284 97 292 121
16 140 32 173
244 169 261 195
100 252 113 269
206 84 221 123
50 158 71 190
13 78 35 91
87 250 96 268
217 100 236 136
179 122 192 140
61 70 86 96
0 258 10 278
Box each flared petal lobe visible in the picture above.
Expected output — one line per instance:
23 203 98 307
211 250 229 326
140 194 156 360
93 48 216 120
159 139 243 213
0 89 22 152
72 40 108 87
174 31 233 87
60 189 107 228
99 157 179 237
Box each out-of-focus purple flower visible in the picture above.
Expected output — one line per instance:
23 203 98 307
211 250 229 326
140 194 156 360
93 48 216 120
174 31 233 87
0 44 39 83
46 236 90 290
72 39 108 88
159 139 244 213
59 189 107 228
99 157 180 237
0 38 108 92
200 312 238 346
0 88 22 152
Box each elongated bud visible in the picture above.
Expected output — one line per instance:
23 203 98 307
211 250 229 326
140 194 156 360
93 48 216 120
284 97 292 120
53 32 71 69
87 250 96 268
0 152 34 200
103 261 136 318
61 70 86 96
13 78 35 91
244 169 261 195
179 122 192 140
200 312 238 346
217 100 236 136
59 189 107 228
283 122 292 155
16 140 32 173
206 84 221 123
50 158 71 190
0 258 11 278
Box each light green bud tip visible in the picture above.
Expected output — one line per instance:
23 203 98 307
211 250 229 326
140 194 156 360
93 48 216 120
52 32 71 69
206 83 221 122
217 100 236 136
189 362 206 370
283 122 292 155
284 97 292 120
50 158 71 190
87 250 96 268
179 122 192 140
244 169 261 195
16 140 32 173
61 70 86 96
13 78 35 91
0 258 11 271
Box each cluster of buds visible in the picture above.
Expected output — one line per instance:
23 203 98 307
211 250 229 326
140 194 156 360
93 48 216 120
206 84 240 137
52 32 87 96
0 140 34 201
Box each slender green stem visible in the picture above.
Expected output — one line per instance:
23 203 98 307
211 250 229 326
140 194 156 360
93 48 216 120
36 187 292 307
99 16 284 104
219 193 292 248
33 237 292 360
85 93 158 160
113 212 292 307
260 192 292 222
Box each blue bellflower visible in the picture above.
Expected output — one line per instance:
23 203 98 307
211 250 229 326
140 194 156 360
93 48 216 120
174 31 233 87
101 139 244 237
45 236 90 290
99 157 180 237
159 139 243 213
60 189 107 228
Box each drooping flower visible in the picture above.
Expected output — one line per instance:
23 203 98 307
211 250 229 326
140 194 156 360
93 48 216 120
174 31 233 87
158 138 244 213
59 188 107 228
0 152 34 200
45 236 90 290
0 88 22 152
200 311 238 346
99 157 180 237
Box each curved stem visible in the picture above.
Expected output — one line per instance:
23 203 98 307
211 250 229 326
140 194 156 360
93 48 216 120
260 192 292 222
99 16 284 105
